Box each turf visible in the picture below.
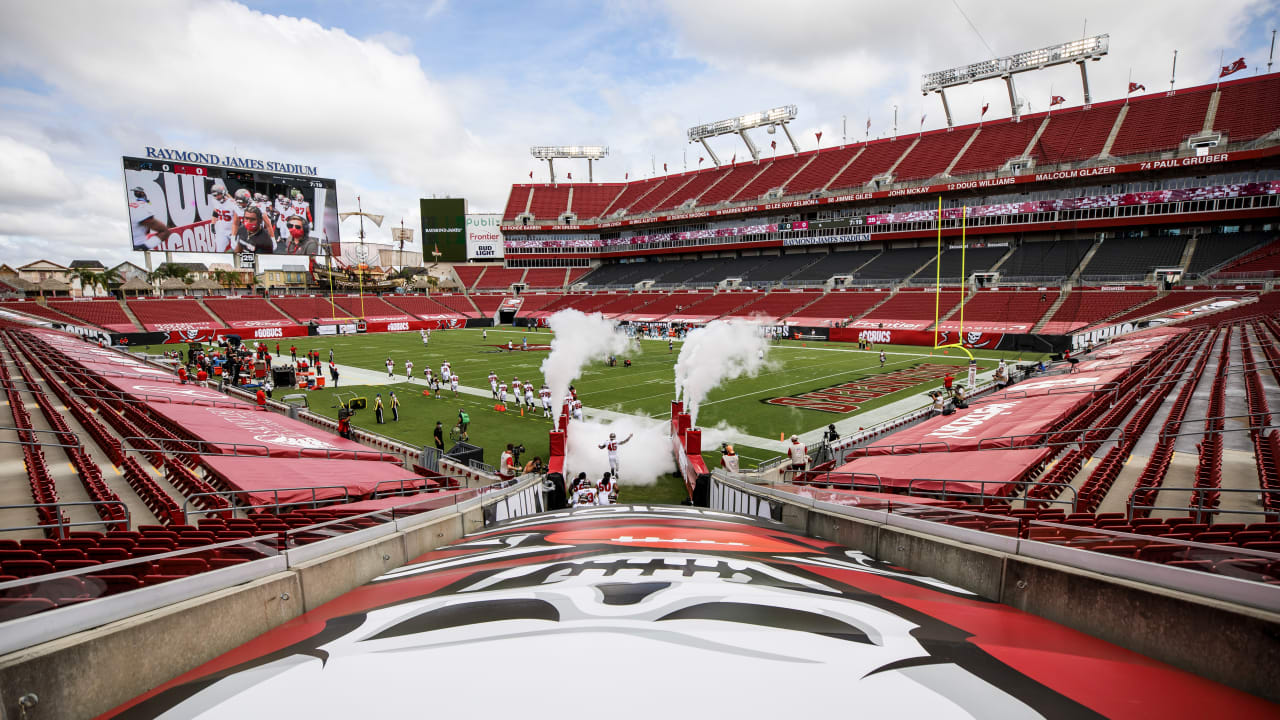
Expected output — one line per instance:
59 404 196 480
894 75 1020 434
137 326 1043 504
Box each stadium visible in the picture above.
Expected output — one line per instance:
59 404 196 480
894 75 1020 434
0 3 1279 717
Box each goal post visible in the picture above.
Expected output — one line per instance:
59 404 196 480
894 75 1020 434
933 197 974 359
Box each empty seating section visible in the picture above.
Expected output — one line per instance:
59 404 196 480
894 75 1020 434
788 251 878 280
590 293 655 316
696 163 769 205
541 293 619 314
1044 289 1157 331
730 155 814 202
892 130 972 181
653 169 732 211
727 291 823 320
675 292 756 318
469 295 504 316
330 296 409 319
1109 290 1247 323
428 294 480 317
453 265 487 290
933 247 1007 279
950 120 1039 175
603 178 664 216
635 292 711 317
997 240 1092 278
571 185 622 220
1109 89 1212 157
1033 106 1122 163
48 300 137 332
1185 233 1272 275
0 301 84 325
474 268 524 290
502 186 531 221
855 247 936 279
566 268 590 285
581 263 653 287
629 176 692 214
522 269 568 288
528 186 572 220
826 141 909 192
741 253 824 281
1080 237 1187 277
1218 238 1280 274
383 295 466 318
270 297 343 322
126 299 212 330
1213 76 1280 141
204 297 295 326
956 290 1059 325
785 145 859 194
514 293 563 313
863 290 963 321
790 291 887 321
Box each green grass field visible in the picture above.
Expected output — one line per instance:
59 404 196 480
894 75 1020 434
140 327 1043 504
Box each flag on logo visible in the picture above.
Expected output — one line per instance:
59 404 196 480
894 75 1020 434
698 157 704 165
529 171 533 179
865 116 871 131
567 172 572 180
1050 95 1066 106
1219 57 1246 77
625 172 628 180
981 103 989 117
919 113 927 127
770 140 776 150
815 131 823 144
732 153 736 164
1128 82 1145 93
663 163 667 172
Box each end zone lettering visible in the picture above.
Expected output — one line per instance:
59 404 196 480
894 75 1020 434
763 363 979 414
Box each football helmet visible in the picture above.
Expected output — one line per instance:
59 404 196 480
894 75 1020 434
291 188 304 200
234 188 251 207
210 183 228 199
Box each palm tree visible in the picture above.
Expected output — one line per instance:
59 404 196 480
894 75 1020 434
95 268 122 297
72 268 98 297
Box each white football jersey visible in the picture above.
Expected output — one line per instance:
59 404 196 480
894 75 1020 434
208 196 237 252
129 198 160 249
570 487 597 507
290 199 310 222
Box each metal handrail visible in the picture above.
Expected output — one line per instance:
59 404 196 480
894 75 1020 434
182 485 353 517
0 427 85 449
0 500 130 535
1125 486 1280 523
1159 418 1280 441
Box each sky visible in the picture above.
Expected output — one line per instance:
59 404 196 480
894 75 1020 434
0 0 1276 270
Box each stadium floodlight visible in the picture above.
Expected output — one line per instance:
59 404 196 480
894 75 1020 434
530 145 609 183
921 35 1109 124
686 104 798 165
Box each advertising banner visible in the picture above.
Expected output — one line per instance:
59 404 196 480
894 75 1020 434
829 327 1006 349
121 156 339 255
420 198 467 262
465 214 504 260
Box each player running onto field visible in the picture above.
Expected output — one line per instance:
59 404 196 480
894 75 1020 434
449 373 459 397
488 371 499 399
498 381 508 406
540 384 552 417
523 383 534 408
598 432 633 478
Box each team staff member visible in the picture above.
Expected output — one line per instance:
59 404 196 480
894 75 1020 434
787 435 808 473
375 394 385 424
433 421 444 450
390 391 400 422
234 206 274 254
276 214 318 255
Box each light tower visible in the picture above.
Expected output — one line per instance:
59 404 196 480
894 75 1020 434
687 105 798 166
530 146 609 182
922 35 1109 125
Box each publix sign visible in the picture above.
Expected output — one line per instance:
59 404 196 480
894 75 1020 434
466 214 504 260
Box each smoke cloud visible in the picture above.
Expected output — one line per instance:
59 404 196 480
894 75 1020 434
564 415 674 487
674 319 769 426
540 309 634 412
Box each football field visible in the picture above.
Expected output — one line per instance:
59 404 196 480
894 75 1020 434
142 327 1043 503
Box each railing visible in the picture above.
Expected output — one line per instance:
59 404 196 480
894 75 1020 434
469 459 497 474
182 486 354 517
0 501 130 535
1126 487 1280 523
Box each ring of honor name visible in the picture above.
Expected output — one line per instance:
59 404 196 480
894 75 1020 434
101 507 1266 718
764 362 981 413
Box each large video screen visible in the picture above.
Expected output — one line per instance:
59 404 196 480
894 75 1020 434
420 198 467 263
122 156 340 255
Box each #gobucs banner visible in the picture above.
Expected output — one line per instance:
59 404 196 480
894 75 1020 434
98 508 1272 718
829 327 1005 349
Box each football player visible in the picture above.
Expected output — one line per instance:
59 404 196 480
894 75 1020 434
497 381 508 406
597 432 633 478
275 193 292 238
128 186 172 251
523 383 534 409
511 377 522 406
570 476 597 507
290 188 312 230
449 373 459 398
207 182 237 253
488 371 499 399
539 383 552 417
